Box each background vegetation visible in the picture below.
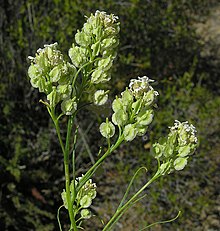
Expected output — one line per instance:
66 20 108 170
0 0 219 230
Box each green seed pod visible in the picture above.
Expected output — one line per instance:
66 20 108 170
178 145 191 157
94 90 108 105
97 56 113 70
49 65 62 82
68 45 87 68
123 124 138 142
61 190 68 209
87 189 97 200
121 89 133 107
99 119 115 138
174 157 188 171
112 97 124 112
28 64 38 82
91 68 110 84
80 195 92 208
159 162 171 175
132 99 142 115
47 87 60 107
152 143 164 159
57 84 72 100
61 98 77 115
91 41 101 57
136 125 148 136
112 110 128 126
136 109 154 126
75 30 91 47
143 89 156 106
80 209 92 219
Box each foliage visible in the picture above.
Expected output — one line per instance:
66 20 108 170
0 0 219 230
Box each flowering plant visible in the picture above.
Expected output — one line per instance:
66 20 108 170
28 11 198 231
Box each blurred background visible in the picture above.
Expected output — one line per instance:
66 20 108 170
0 0 219 230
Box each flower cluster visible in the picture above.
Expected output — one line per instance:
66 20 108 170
61 176 97 220
28 43 77 115
69 10 120 87
152 120 198 175
100 76 158 141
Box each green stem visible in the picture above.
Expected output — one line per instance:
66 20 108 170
139 211 181 231
64 116 77 231
117 167 148 211
103 171 161 231
77 135 124 192
50 111 77 231
72 59 99 89
57 205 64 231
72 126 78 201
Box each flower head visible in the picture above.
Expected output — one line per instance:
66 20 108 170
152 120 198 174
69 10 120 84
28 43 76 110
129 76 159 100
100 76 158 142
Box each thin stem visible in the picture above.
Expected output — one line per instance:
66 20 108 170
117 167 148 211
51 111 65 155
139 211 181 230
72 126 78 201
77 135 124 192
50 111 77 231
57 205 64 231
72 59 99 89
64 159 77 231
103 171 161 231
64 116 77 231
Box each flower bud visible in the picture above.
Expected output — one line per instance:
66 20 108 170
129 76 158 100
